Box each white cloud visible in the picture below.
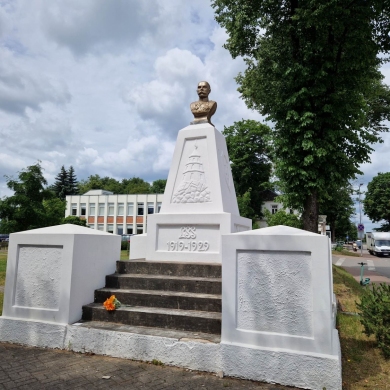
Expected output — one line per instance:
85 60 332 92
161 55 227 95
0 0 389 234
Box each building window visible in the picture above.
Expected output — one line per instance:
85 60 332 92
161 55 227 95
157 202 162 213
117 227 123 235
271 205 278 215
126 226 133 234
147 202 154 214
97 224 104 231
89 224 95 229
80 203 86 216
98 203 105 216
107 224 114 233
137 203 144 216
118 203 124 216
137 224 143 234
127 202 134 215
89 203 95 216
108 203 114 216
71 203 77 216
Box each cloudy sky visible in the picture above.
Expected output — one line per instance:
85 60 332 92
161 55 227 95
0 0 389 232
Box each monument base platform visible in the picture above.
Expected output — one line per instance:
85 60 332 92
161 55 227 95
0 318 342 390
130 212 251 262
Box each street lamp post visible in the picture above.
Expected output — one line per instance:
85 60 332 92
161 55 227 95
358 183 363 257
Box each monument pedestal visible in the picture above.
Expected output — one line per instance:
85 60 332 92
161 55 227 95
130 123 251 262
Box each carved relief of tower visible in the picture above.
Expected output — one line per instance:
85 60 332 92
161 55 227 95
172 145 211 203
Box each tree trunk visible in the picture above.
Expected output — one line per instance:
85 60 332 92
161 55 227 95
302 191 319 233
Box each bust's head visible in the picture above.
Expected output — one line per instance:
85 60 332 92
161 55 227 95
197 81 211 99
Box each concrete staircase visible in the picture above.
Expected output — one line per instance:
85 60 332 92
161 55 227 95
82 260 222 337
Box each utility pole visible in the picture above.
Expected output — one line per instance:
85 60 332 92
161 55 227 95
358 183 363 257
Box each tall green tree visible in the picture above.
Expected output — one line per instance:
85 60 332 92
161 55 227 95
223 120 272 218
67 166 79 195
52 165 79 200
150 179 167 194
43 198 66 226
78 175 123 194
53 165 68 200
319 184 355 242
0 162 52 233
363 172 390 231
77 175 153 194
122 177 151 194
212 0 390 232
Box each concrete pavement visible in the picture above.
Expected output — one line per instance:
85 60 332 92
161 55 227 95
0 342 297 390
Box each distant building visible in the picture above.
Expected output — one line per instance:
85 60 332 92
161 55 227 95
65 190 164 235
258 190 296 228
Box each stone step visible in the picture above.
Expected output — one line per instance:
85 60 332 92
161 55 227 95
82 304 221 335
72 320 221 343
106 273 222 294
94 288 222 312
116 260 221 278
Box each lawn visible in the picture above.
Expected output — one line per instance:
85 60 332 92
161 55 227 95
332 249 361 257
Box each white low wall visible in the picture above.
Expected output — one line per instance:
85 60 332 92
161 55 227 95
0 224 342 389
1 224 120 325
0 319 342 390
221 225 341 388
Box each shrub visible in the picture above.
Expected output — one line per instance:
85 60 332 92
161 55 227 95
357 283 390 358
121 241 129 251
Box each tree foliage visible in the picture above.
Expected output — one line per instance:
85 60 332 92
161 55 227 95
212 0 390 232
77 175 163 195
61 216 87 227
263 209 303 229
52 165 79 200
223 120 272 218
363 172 390 230
0 162 52 233
319 184 355 242
43 198 66 226
150 179 167 194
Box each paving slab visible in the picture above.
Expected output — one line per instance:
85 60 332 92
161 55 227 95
0 342 298 390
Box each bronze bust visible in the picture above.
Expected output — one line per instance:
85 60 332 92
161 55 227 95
190 81 217 126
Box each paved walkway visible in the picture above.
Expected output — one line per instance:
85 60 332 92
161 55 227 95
0 342 297 390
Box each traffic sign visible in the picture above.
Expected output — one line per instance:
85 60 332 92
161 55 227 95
358 223 364 231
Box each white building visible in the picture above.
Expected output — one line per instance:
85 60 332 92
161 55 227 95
258 190 296 228
65 190 164 235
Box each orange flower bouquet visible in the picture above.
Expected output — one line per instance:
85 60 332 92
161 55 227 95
103 295 121 311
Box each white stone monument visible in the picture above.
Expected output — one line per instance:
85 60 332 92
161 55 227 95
220 225 342 389
130 123 252 262
0 224 120 347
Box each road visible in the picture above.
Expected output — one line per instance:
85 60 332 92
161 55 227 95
332 248 390 284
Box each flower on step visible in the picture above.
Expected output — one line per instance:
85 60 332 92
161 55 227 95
103 295 121 311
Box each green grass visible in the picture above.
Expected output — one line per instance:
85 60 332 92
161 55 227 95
120 250 129 260
333 264 390 389
332 249 361 257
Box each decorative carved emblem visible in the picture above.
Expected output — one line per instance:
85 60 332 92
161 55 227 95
172 144 211 204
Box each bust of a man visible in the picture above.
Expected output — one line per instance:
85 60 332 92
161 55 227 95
190 81 217 126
